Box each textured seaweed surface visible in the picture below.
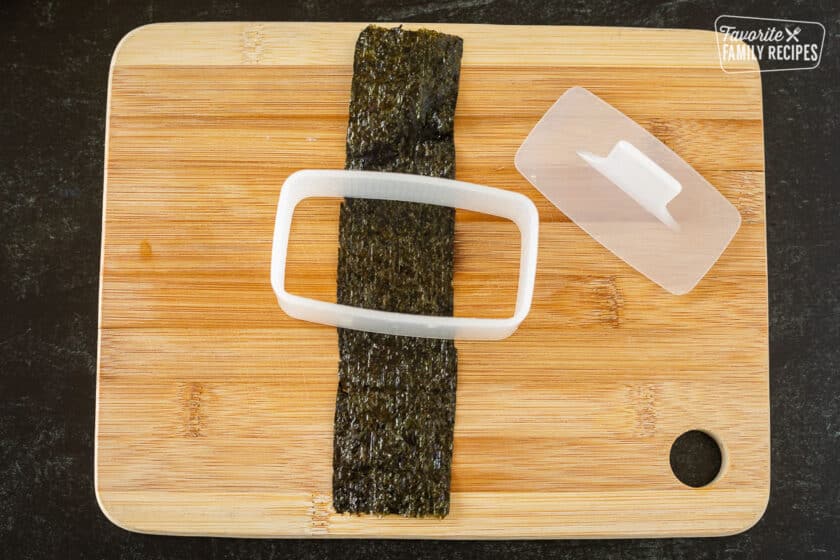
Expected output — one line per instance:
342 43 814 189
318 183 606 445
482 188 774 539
333 25 463 517
344 25 462 177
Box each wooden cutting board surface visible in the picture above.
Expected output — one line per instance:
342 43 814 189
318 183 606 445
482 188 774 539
96 22 769 538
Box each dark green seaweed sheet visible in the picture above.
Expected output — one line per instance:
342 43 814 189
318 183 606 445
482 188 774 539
333 25 463 518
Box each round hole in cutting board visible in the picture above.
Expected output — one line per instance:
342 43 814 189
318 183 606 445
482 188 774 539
669 430 723 488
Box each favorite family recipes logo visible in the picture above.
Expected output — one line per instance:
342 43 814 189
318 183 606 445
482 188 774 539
714 15 825 73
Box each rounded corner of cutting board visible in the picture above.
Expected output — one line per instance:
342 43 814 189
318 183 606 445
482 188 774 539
94 484 148 536
110 23 171 68
717 486 771 538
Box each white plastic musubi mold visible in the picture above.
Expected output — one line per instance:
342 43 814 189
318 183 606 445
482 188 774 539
515 87 742 295
271 170 539 340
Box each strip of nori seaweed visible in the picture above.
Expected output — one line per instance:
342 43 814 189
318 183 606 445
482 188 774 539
333 25 462 517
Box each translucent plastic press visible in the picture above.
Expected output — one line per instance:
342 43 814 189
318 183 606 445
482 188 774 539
515 87 741 295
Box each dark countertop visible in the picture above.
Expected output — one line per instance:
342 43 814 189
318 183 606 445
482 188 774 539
1 1 837 558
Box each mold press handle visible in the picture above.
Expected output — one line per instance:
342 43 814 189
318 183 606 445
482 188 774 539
578 140 682 231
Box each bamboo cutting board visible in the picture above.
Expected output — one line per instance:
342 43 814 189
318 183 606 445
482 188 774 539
96 22 769 538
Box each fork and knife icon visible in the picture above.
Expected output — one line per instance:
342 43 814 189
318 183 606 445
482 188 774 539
785 26 802 42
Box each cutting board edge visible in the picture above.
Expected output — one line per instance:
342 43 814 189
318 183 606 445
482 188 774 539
108 21 761 71
91 486 771 539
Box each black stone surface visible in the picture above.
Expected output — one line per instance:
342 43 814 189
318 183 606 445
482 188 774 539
1 0 837 558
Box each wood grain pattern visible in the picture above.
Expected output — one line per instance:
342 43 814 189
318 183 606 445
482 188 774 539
96 22 769 538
